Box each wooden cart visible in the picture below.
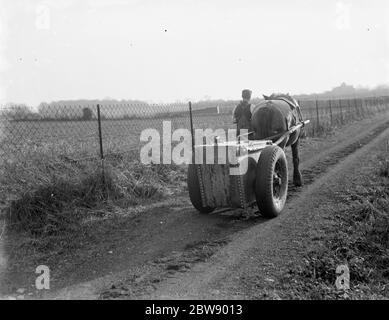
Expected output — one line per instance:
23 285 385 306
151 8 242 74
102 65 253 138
187 114 310 218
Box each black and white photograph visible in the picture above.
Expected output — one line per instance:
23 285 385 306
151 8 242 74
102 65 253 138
0 0 388 307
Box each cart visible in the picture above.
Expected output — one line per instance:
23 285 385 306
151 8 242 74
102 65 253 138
187 104 309 218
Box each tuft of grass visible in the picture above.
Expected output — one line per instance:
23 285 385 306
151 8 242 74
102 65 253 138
7 170 117 236
377 150 389 178
2 149 186 241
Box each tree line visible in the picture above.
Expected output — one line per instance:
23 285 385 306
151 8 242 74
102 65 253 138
2 83 388 121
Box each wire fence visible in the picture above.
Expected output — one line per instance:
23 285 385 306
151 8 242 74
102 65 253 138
0 95 388 210
0 95 388 170
297 96 389 137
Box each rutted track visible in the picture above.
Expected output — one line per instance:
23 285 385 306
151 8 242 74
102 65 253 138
288 120 389 195
39 115 389 300
135 119 389 300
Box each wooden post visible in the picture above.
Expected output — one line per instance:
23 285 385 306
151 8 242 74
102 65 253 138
315 99 320 132
359 98 364 117
361 98 365 116
329 99 333 126
339 99 343 125
375 97 378 112
353 98 358 118
96 104 106 189
347 99 352 121
188 101 195 157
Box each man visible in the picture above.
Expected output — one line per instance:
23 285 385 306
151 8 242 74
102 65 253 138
232 89 255 139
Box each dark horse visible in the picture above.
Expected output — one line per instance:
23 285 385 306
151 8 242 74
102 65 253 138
235 93 304 187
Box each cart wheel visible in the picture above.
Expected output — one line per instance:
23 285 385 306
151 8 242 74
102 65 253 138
255 145 288 218
187 164 215 214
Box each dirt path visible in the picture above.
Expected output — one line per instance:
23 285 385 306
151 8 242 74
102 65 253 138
136 119 389 300
2 113 389 299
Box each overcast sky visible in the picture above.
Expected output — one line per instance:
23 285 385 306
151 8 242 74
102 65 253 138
0 0 388 106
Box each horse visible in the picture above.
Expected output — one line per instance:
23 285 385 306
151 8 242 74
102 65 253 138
235 93 304 187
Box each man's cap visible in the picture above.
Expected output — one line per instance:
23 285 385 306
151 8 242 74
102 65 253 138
242 89 252 99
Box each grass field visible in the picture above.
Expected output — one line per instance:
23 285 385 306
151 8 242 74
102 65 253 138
0 113 234 162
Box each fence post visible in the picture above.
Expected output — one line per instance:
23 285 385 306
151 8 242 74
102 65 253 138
96 104 106 189
375 97 379 112
339 99 343 125
188 101 195 157
328 99 333 126
315 99 320 132
353 98 358 118
359 98 364 117
361 97 365 116
347 99 352 120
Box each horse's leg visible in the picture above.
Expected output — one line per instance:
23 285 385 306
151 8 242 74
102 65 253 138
291 139 302 187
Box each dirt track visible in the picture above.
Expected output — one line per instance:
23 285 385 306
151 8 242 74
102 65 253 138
2 113 389 299
141 118 389 300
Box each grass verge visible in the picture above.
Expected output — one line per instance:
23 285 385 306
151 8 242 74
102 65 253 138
278 149 389 299
1 150 186 281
